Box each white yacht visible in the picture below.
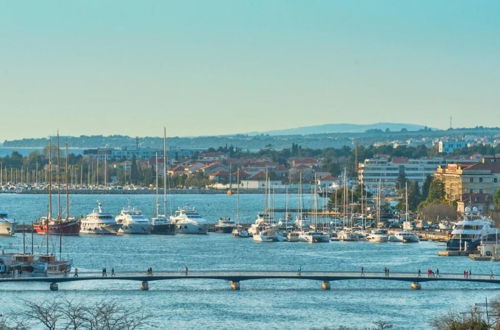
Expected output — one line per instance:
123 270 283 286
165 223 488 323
232 225 249 238
248 213 272 237
367 229 389 243
394 231 420 243
477 229 500 258
253 227 283 242
338 229 364 241
170 207 208 234
80 202 121 235
115 206 152 235
298 230 330 243
446 207 494 252
287 230 302 242
0 210 15 236
215 217 236 233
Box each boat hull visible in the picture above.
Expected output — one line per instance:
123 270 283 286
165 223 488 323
0 222 15 236
80 223 121 235
175 223 208 235
215 225 236 233
151 224 176 235
118 223 152 235
33 220 80 236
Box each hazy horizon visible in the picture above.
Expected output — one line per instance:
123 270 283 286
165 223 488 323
1 1 499 140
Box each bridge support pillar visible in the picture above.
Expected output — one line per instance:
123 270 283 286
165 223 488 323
141 281 149 291
230 281 240 291
49 283 59 291
410 282 421 290
321 281 331 291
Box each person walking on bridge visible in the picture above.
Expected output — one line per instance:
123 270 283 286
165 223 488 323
436 268 439 277
361 266 365 276
490 271 494 279
111 268 115 276
185 265 189 276
74 268 78 278
417 269 421 277
102 268 107 277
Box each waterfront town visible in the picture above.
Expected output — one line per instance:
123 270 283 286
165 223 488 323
2 0 500 328
1 130 499 215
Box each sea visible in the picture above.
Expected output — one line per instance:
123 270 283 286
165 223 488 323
0 193 498 329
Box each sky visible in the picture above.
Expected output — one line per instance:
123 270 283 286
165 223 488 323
0 0 499 140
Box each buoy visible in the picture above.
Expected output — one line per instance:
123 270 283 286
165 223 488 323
230 281 240 291
141 281 149 291
227 190 233 196
321 281 331 290
49 283 59 291
410 282 421 290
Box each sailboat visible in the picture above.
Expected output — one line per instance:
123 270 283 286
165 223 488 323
232 170 249 238
252 172 283 242
31 136 73 274
298 176 329 243
151 130 176 235
367 180 388 243
288 173 307 242
34 136 80 235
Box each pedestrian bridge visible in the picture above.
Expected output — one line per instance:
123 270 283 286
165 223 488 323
1 271 499 291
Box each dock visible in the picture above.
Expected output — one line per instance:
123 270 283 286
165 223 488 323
1 270 498 291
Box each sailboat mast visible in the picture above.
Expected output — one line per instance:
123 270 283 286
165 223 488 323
31 220 34 255
236 169 240 225
163 127 168 216
361 182 364 229
298 172 303 220
57 132 61 219
65 144 69 220
47 137 52 255
155 152 159 216
405 181 409 222
313 175 318 228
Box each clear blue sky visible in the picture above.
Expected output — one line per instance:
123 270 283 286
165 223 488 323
1 0 499 139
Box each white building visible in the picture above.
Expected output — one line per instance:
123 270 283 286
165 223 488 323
357 157 447 192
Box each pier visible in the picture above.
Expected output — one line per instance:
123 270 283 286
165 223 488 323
1 270 498 291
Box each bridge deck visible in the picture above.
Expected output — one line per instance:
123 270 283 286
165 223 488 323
1 271 499 285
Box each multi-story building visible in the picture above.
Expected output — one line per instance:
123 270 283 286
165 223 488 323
437 140 467 153
435 156 500 212
358 157 448 192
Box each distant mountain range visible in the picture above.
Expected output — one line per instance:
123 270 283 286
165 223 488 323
252 122 431 136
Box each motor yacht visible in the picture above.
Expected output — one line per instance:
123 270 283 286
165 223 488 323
338 229 364 241
287 230 302 242
253 227 283 242
329 230 339 241
446 207 493 252
215 217 236 233
367 229 389 243
170 207 208 234
299 230 330 243
0 210 15 236
80 202 121 235
248 213 273 237
477 229 500 258
394 231 420 243
115 206 152 235
232 225 249 238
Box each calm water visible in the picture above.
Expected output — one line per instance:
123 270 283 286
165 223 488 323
0 193 499 329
